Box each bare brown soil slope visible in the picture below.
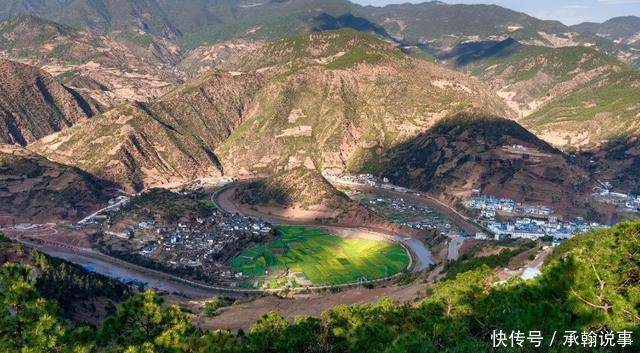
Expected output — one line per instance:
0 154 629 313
0 16 184 107
0 59 99 145
0 144 108 222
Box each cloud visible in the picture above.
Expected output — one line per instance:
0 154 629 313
562 5 591 9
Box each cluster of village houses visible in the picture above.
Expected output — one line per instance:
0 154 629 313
592 187 640 213
82 193 272 279
466 195 604 240
132 211 272 271
466 195 553 218
483 218 603 240
322 171 413 193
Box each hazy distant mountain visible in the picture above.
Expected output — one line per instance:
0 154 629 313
1 0 638 68
0 0 361 47
0 0 230 38
572 16 640 47
362 1 566 43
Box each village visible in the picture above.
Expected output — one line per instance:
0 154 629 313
465 195 605 240
81 190 274 283
592 186 640 213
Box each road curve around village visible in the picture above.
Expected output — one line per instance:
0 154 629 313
213 186 434 271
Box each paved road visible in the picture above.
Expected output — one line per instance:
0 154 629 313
448 236 465 261
78 197 130 224
401 237 434 270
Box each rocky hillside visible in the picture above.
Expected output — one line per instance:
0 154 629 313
0 59 99 145
0 15 185 106
32 29 510 189
31 71 263 191
443 38 640 148
379 113 595 219
453 40 626 115
0 144 109 221
216 29 512 175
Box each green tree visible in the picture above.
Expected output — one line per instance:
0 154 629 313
99 290 199 352
0 263 74 353
246 311 290 352
199 330 242 353
203 299 222 317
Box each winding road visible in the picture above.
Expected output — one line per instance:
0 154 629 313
213 186 434 271
1 182 437 299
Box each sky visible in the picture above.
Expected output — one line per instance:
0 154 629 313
351 0 640 25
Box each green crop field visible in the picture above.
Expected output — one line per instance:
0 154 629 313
228 225 409 287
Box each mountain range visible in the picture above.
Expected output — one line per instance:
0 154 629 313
2 3 640 351
0 0 638 222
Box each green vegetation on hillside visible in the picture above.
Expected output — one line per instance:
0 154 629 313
3 220 639 352
523 70 640 144
326 46 383 69
0 235 131 321
229 225 409 287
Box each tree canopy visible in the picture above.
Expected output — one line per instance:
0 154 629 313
0 220 638 352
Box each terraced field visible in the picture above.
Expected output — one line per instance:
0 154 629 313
228 226 409 288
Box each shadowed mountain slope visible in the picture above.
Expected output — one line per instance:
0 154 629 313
0 59 100 146
236 168 353 210
0 144 109 221
379 113 595 219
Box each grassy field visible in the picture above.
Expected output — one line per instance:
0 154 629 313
228 226 409 287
